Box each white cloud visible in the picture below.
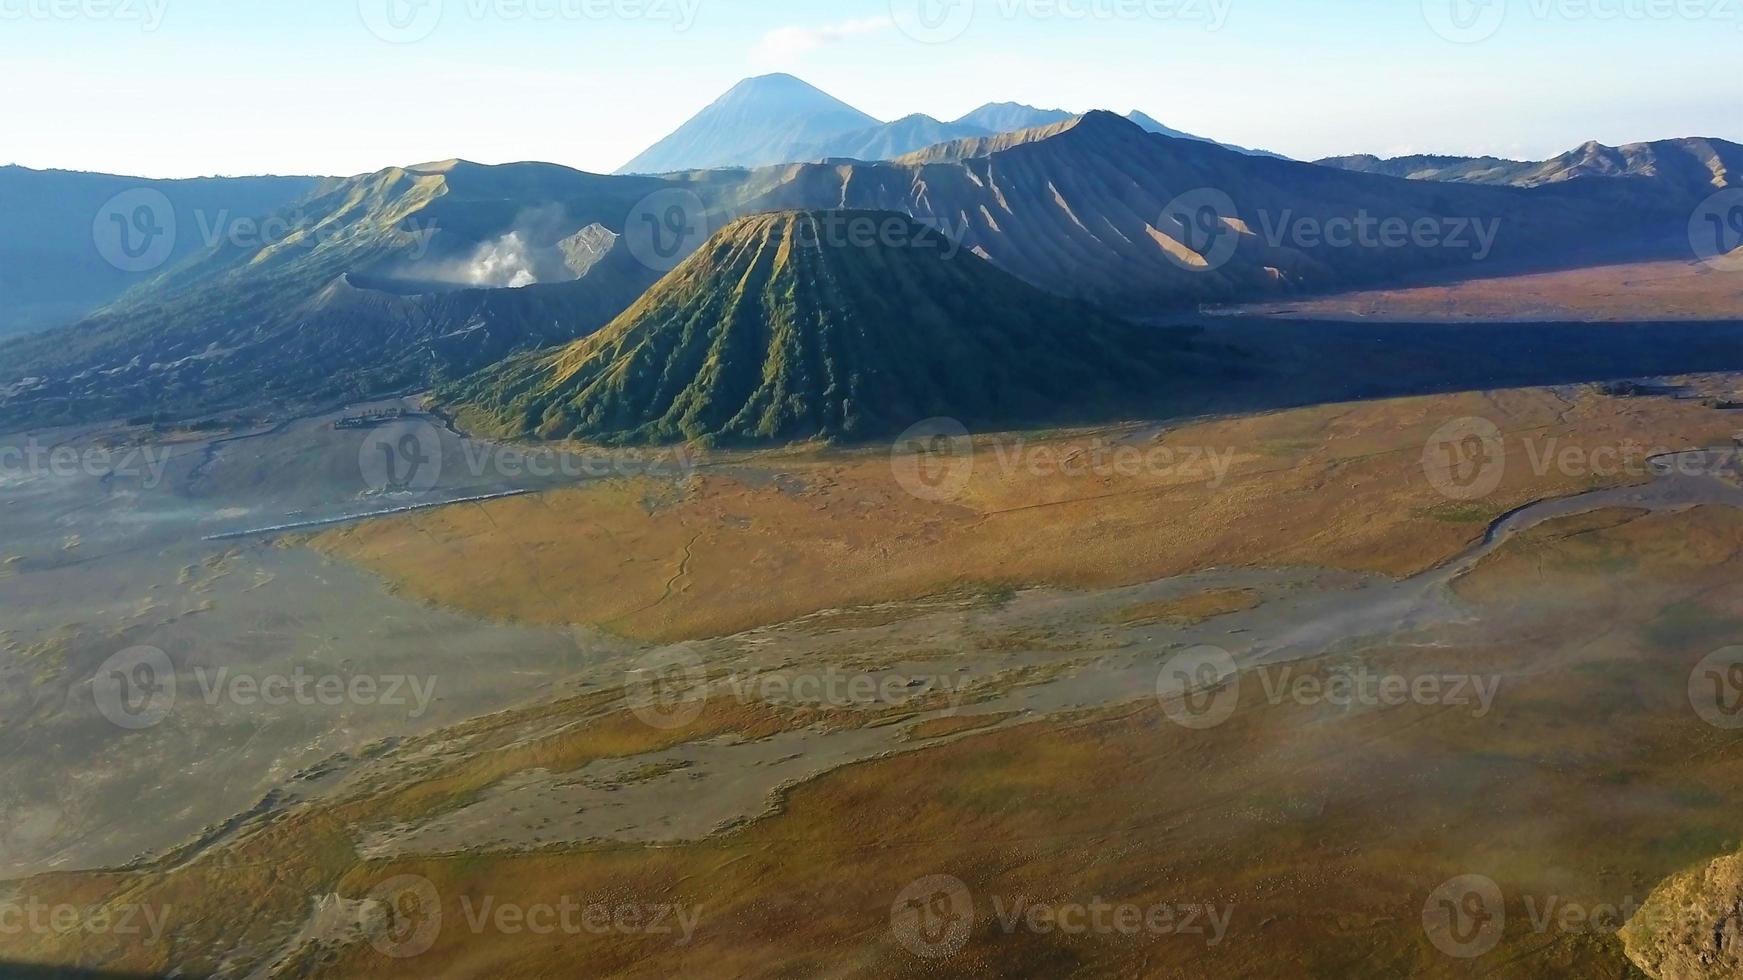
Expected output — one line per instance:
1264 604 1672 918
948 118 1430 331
751 17 893 66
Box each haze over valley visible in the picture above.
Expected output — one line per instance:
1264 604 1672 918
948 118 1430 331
4 14 1743 978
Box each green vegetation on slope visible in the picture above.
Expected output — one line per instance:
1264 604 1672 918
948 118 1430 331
444 210 1230 446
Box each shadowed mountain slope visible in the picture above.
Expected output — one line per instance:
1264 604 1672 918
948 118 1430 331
734 112 1681 311
0 166 322 338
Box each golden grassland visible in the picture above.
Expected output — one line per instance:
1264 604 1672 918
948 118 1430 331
311 385 1741 642
1235 258 1743 322
10 507 1743 977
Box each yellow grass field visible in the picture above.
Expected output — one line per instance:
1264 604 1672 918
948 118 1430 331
314 385 1742 641
9 505 1743 978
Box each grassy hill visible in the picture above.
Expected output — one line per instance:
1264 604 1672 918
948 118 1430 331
443 210 1231 446
0 161 679 429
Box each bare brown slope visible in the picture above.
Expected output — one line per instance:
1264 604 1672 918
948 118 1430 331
723 112 1672 311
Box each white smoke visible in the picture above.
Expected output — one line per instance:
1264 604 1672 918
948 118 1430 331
466 232 540 288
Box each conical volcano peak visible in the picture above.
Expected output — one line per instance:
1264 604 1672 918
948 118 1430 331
443 208 1225 447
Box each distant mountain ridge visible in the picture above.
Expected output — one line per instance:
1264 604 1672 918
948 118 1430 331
1317 137 1743 191
1125 111 1289 160
616 74 1281 172
0 165 323 339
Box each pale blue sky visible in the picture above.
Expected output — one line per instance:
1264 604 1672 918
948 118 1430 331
2 0 1736 178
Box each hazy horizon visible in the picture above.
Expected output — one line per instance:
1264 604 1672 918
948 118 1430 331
4 0 1739 180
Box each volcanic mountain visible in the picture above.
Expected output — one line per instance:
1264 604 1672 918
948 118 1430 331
617 74 880 174
615 75 1279 172
442 211 1226 446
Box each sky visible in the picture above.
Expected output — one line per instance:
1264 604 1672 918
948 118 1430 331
2 0 1738 178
